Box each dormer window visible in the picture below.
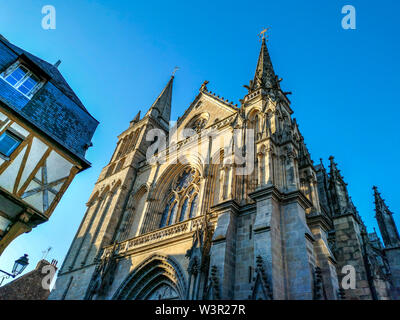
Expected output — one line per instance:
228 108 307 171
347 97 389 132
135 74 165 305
0 130 22 157
1 63 42 98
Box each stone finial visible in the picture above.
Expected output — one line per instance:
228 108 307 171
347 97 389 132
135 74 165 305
200 80 209 92
130 111 141 126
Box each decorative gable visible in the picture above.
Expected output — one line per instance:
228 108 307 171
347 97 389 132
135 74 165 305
173 84 238 143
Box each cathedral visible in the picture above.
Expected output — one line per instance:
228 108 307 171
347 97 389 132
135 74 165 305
49 37 400 300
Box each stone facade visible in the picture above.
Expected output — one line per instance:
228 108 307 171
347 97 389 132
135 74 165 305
49 38 400 300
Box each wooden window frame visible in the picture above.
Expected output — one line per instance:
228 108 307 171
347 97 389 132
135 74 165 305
0 61 44 99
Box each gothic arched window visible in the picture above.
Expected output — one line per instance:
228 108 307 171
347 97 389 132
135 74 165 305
160 195 175 228
179 198 189 222
159 168 200 228
189 194 198 219
255 114 259 138
184 113 210 137
167 202 178 226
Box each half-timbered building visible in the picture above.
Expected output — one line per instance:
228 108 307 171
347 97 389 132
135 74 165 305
0 35 98 254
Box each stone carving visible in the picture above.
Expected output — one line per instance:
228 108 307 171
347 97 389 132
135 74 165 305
205 265 220 300
185 216 213 299
85 243 118 300
249 255 273 300
147 284 179 300
313 266 326 300
200 80 209 92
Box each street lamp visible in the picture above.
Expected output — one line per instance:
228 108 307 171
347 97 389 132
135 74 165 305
11 254 29 276
0 254 29 285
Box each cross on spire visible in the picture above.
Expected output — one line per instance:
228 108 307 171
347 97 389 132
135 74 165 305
172 66 179 77
248 30 277 91
258 28 270 42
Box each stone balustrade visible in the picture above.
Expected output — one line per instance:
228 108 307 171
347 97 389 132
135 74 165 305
102 216 206 258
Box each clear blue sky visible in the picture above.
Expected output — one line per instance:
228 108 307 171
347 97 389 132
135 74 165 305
0 0 399 283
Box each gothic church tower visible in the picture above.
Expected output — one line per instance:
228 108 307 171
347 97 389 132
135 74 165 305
48 77 173 299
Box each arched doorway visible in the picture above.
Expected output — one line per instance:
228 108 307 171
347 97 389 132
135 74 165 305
113 255 187 300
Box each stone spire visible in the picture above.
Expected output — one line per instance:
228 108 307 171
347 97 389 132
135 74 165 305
329 156 342 180
249 37 278 92
328 156 354 217
373 186 400 247
145 75 174 129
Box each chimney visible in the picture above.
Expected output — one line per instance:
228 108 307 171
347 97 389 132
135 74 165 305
54 60 61 68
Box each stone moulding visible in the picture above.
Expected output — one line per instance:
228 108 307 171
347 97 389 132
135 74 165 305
111 254 187 300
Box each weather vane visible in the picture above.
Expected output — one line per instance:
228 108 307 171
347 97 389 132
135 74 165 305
172 66 179 76
258 28 270 42
41 246 52 260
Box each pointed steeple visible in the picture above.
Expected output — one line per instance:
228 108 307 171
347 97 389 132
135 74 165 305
329 156 343 181
145 75 174 129
373 186 400 247
328 156 354 217
249 38 278 91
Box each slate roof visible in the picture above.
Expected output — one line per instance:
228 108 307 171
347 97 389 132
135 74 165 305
0 35 98 165
2 39 89 113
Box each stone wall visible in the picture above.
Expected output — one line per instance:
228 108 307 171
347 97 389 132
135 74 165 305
333 214 372 299
385 247 400 299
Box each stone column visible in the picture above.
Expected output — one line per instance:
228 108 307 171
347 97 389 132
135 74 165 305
197 177 206 215
309 177 321 212
208 201 239 299
225 164 234 200
266 148 273 185
257 152 265 186
218 166 225 202
280 155 287 190
250 186 285 299
285 151 298 192
281 193 315 300
308 215 340 300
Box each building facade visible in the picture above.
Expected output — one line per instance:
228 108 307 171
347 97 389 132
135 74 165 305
49 38 400 300
0 259 58 300
0 35 98 254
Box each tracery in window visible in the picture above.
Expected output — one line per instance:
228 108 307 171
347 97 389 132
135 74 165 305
184 113 210 137
159 168 200 228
